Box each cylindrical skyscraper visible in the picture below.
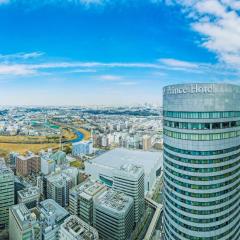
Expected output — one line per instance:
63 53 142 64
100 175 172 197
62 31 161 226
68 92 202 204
163 83 240 240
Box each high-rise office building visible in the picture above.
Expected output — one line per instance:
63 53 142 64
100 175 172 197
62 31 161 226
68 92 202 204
0 159 14 229
113 163 145 223
93 190 134 240
69 179 106 225
163 83 240 240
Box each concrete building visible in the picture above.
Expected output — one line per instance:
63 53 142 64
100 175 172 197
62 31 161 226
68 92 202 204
16 153 41 176
39 199 69 240
41 155 55 175
85 148 162 193
37 167 78 203
62 167 79 186
46 174 72 207
17 186 40 209
51 151 67 165
9 199 69 240
9 203 41 240
9 152 19 166
113 163 145 224
14 177 27 204
72 141 93 157
60 215 99 240
163 83 240 240
69 179 107 225
93 190 134 240
40 150 67 175
0 159 14 229
37 175 48 200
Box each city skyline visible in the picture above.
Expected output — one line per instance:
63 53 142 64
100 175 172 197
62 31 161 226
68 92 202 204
1 0 240 105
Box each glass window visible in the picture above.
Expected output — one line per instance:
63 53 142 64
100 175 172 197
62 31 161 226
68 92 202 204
212 122 221 129
222 122 230 128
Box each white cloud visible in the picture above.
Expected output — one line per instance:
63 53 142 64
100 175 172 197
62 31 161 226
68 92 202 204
0 64 36 75
0 60 161 76
0 52 44 61
159 58 199 68
167 0 240 68
100 75 122 81
28 61 162 70
68 69 97 73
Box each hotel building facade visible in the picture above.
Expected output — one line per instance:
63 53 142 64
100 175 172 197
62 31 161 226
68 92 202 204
163 83 240 240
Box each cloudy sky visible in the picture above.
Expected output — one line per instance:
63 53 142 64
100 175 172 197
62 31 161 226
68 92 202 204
0 0 240 106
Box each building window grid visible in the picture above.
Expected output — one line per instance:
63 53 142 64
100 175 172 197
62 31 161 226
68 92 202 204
163 161 240 181
164 207 240 232
164 171 240 190
164 143 240 156
164 200 239 224
164 186 239 211
164 210 240 240
164 176 240 198
163 111 240 119
164 129 240 141
164 120 240 130
164 151 240 170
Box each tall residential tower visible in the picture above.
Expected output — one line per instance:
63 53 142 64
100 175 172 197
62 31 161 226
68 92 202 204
163 83 240 240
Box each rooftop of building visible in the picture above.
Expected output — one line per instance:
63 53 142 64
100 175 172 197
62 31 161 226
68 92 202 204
61 216 98 240
70 179 106 200
87 148 162 175
0 158 13 175
40 199 69 222
96 190 133 213
17 152 38 161
47 173 71 187
18 186 40 199
10 203 38 228
118 163 143 177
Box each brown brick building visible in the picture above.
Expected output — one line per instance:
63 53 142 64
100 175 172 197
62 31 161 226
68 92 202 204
16 153 41 177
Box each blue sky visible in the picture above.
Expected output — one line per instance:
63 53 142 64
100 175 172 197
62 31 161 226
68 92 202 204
0 0 240 106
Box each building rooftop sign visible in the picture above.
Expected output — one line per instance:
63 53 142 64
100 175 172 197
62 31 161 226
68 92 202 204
163 84 214 95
